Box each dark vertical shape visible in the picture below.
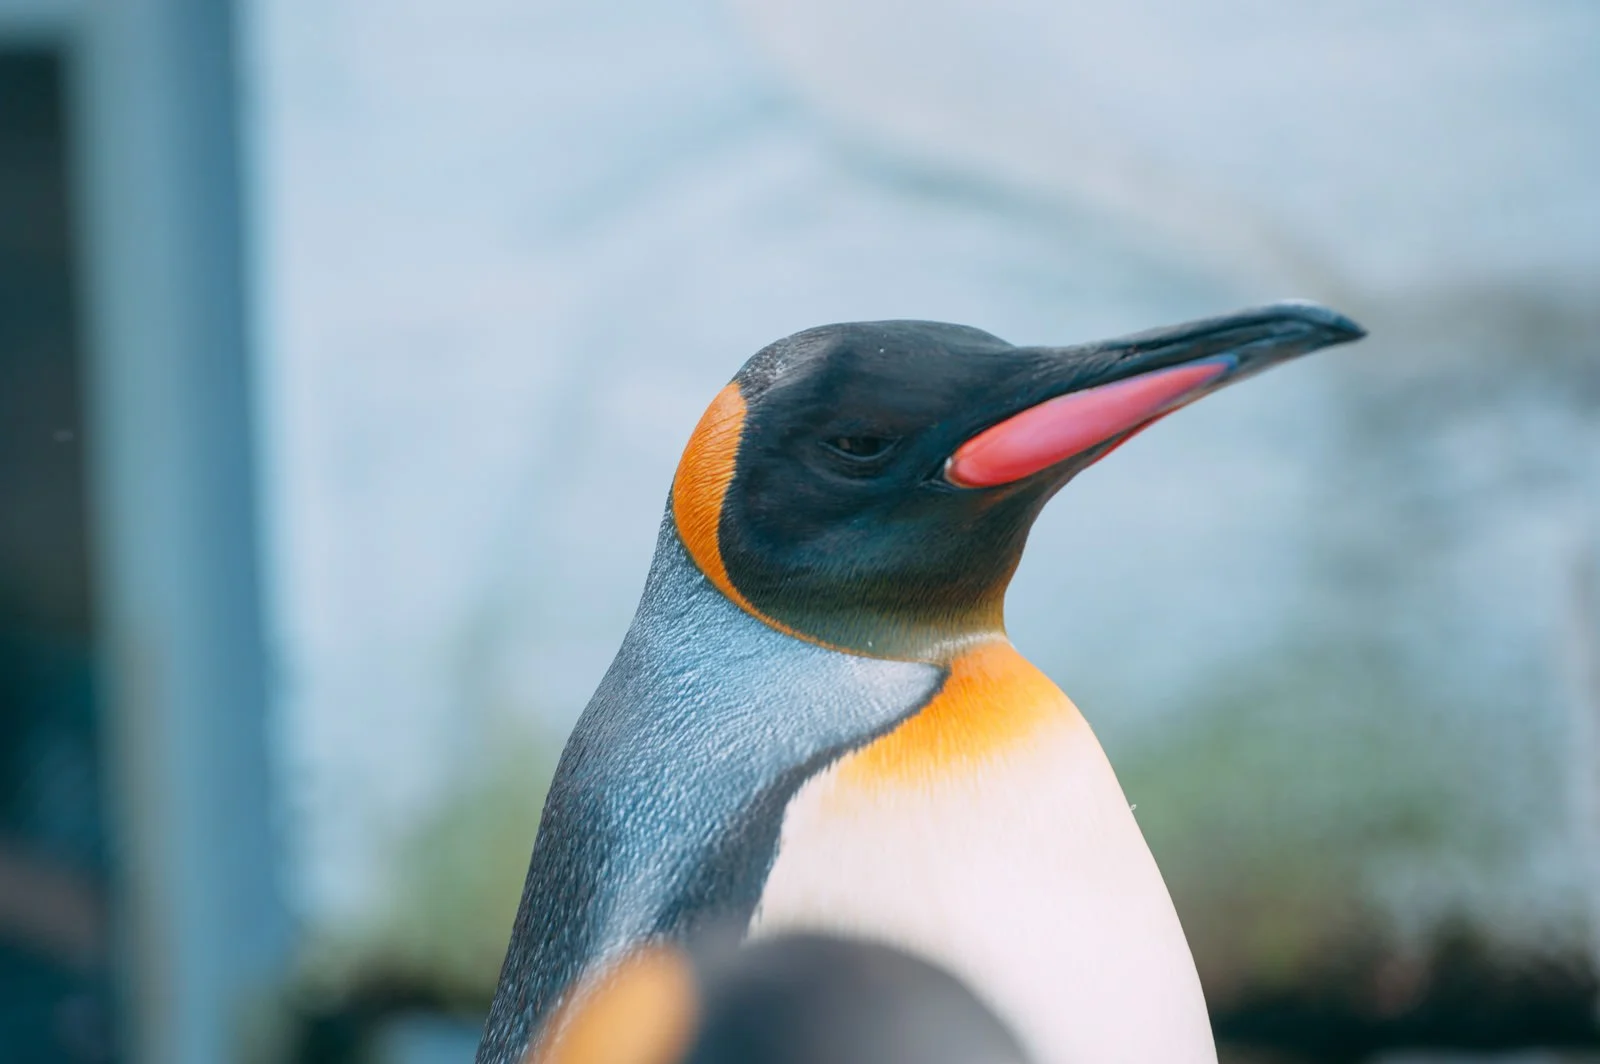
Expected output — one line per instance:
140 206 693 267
0 43 113 1064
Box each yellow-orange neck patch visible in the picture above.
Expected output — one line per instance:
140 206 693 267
672 383 759 614
836 640 1082 787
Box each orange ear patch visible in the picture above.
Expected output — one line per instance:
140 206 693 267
528 945 700 1064
672 383 756 613
835 640 1082 786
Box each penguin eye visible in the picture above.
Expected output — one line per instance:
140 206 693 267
822 435 898 460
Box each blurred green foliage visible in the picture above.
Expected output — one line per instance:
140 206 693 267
301 726 559 1010
1122 637 1576 1009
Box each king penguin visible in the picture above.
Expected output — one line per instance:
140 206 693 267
478 301 1365 1064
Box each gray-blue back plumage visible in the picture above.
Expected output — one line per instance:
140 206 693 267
475 513 943 1064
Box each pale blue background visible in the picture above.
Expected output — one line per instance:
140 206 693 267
248 0 1600 979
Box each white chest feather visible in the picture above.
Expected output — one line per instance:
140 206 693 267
748 651 1216 1064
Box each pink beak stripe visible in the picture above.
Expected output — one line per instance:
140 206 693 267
946 359 1231 488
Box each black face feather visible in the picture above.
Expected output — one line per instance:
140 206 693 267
721 322 1050 657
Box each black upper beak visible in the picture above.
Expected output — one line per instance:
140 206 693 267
1071 299 1366 382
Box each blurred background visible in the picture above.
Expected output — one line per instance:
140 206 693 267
1 0 1597 1061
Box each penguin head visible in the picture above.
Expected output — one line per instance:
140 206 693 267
673 302 1364 660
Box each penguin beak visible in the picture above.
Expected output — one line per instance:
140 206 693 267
944 301 1365 489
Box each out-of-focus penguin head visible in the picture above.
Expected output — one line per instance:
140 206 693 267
671 303 1363 660
530 931 1035 1064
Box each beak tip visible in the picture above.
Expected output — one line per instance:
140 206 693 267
1267 299 1367 345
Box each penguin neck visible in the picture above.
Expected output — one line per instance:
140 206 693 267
666 512 1012 663
756 598 1010 664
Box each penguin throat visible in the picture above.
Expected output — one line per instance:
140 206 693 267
751 596 1009 663
681 497 1009 660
